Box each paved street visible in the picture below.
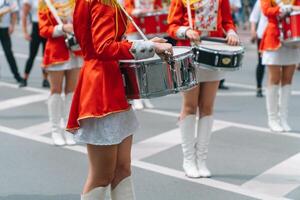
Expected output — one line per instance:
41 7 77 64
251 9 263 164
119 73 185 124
0 26 300 200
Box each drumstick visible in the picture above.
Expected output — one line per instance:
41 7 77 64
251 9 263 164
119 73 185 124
186 0 193 29
117 4 148 41
117 2 174 65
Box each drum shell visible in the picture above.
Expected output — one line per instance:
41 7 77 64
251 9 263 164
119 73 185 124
192 46 244 71
120 48 197 99
281 12 300 48
132 10 168 37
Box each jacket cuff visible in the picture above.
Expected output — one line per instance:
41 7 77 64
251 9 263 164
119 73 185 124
130 40 155 60
176 26 190 39
227 29 238 37
53 24 64 38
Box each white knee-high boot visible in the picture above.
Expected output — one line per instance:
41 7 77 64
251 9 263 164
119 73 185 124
179 115 200 178
132 99 144 110
196 115 213 178
266 85 283 132
81 186 108 200
279 85 292 132
63 93 76 145
111 176 135 200
48 94 65 146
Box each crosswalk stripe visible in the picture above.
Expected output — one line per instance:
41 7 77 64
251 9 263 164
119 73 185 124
0 94 48 111
241 153 300 197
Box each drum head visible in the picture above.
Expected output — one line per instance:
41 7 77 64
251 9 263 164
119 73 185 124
119 46 192 63
199 41 244 53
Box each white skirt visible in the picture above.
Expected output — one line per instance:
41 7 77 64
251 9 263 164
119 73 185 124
196 66 226 83
74 109 139 145
262 46 300 66
46 53 83 71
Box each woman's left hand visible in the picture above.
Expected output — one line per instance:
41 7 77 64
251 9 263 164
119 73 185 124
226 31 240 46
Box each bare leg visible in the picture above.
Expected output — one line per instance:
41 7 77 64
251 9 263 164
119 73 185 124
111 136 133 189
279 65 296 131
111 136 135 200
64 68 80 94
63 68 80 145
47 71 64 94
180 85 200 120
266 65 283 132
196 81 219 177
47 71 65 145
179 85 200 178
83 144 118 193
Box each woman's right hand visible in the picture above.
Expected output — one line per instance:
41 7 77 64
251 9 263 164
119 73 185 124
186 29 200 44
153 42 173 56
62 24 74 34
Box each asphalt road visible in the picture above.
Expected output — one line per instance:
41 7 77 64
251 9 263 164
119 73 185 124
0 25 300 200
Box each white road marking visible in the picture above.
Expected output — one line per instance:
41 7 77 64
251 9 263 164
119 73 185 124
0 124 290 200
20 122 51 136
242 153 300 197
132 160 290 200
0 94 48 111
133 121 230 160
226 82 257 90
0 81 49 94
143 109 300 139
217 91 300 97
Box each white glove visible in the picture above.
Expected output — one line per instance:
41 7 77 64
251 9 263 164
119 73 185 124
280 4 293 14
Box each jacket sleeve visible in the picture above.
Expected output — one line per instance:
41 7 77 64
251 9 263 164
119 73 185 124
38 0 56 38
167 0 189 40
260 0 280 18
90 4 134 60
221 0 236 33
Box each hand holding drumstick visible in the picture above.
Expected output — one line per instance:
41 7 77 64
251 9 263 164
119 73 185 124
185 29 240 46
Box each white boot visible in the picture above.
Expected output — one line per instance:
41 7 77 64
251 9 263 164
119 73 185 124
48 94 65 146
196 115 213 178
179 115 200 178
266 85 283 132
111 176 135 200
143 99 154 109
63 93 76 145
279 85 292 132
81 186 108 200
132 99 144 110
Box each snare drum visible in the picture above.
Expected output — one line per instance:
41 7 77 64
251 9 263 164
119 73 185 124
193 41 244 71
119 47 196 99
132 10 168 37
280 11 300 48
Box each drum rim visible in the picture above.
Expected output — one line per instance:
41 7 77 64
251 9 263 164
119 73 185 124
193 45 245 55
119 46 193 64
194 63 242 71
291 11 300 15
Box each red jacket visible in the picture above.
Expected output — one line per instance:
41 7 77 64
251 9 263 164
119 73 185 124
167 0 236 46
125 0 163 34
67 0 135 131
38 0 81 68
260 0 300 52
